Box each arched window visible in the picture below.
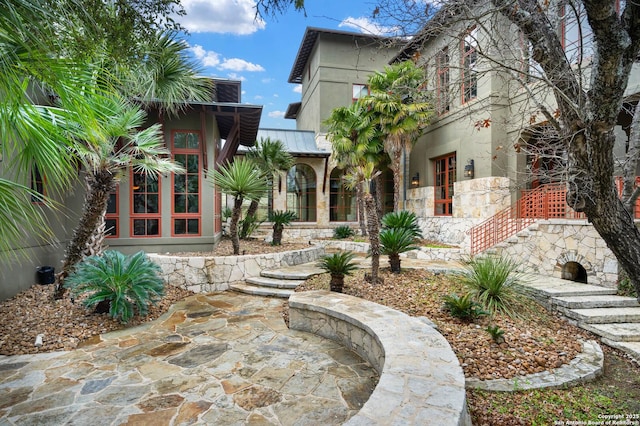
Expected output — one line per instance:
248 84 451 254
287 164 316 222
330 168 357 222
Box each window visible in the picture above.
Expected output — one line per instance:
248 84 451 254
287 163 316 222
436 47 450 114
172 131 201 236
105 187 119 238
352 84 369 103
434 153 456 216
131 172 160 237
329 168 357 222
30 165 45 203
560 1 593 64
461 27 478 103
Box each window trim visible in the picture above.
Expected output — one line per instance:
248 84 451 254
30 165 46 204
171 130 202 237
433 153 456 217
287 163 317 222
130 171 162 238
329 167 358 222
105 186 119 238
461 26 478 104
435 47 450 115
352 83 369 103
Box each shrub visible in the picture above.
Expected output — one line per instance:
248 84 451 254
239 215 263 239
64 250 165 323
458 255 526 318
333 225 355 239
381 210 422 239
486 324 506 344
442 293 488 321
269 210 296 245
317 251 358 293
380 227 419 273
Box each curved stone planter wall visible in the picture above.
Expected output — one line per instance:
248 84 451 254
148 247 324 293
312 240 465 263
289 291 471 426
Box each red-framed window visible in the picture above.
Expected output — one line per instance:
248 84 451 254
461 26 478 104
559 1 593 64
436 47 450 115
105 186 119 238
287 163 316 222
352 84 369 103
30 165 45 204
434 153 456 216
130 172 161 237
171 130 201 236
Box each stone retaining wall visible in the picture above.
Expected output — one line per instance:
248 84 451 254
312 240 466 263
148 247 323 293
289 291 471 426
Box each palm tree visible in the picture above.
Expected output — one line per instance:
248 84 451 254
242 137 294 238
53 94 184 299
362 60 433 211
325 102 384 236
210 159 269 255
317 251 358 293
269 210 297 245
380 228 419 273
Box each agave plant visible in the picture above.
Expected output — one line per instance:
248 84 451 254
317 251 358 293
269 210 297 245
64 250 165 323
380 228 419 273
381 210 422 239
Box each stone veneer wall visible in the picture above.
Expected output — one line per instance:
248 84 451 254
148 247 324 293
494 220 619 287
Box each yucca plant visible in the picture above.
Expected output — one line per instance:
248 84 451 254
458 255 526 318
333 225 355 239
64 250 165 323
381 210 423 239
270 210 297 245
317 251 358 293
442 293 488 321
380 228 419 273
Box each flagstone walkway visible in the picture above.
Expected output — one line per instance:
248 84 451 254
0 292 378 426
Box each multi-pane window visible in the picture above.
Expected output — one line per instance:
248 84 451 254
352 84 369 103
172 131 201 236
30 165 45 203
461 26 478 103
436 47 450 114
329 168 357 222
434 153 456 216
287 163 316 222
131 172 160 237
105 187 118 238
559 1 593 64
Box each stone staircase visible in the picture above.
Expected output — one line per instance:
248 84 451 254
229 263 324 298
520 275 640 362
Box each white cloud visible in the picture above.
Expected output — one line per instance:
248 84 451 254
339 17 398 36
254 95 264 100
273 93 279 98
219 58 265 72
226 73 246 81
268 110 286 119
179 0 265 34
190 45 221 67
293 85 302 94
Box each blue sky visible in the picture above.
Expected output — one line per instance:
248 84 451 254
176 0 395 129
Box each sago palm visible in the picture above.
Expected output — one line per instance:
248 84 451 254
269 210 296 245
318 251 358 293
210 159 268 255
381 210 423 239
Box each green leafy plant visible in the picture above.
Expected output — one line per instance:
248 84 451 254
381 210 423 239
269 210 297 245
486 324 506 344
239 215 264 239
380 227 419 273
442 293 488 321
333 225 355 239
317 251 358 293
222 206 232 221
458 255 526 318
64 250 165 323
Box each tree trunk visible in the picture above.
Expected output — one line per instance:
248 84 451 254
356 184 367 237
329 274 344 293
230 196 244 255
241 199 260 239
388 253 401 273
390 149 401 212
364 192 381 284
54 171 115 299
374 174 384 225
272 223 284 245
622 103 640 214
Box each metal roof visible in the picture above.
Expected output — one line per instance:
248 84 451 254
284 102 301 119
238 128 330 157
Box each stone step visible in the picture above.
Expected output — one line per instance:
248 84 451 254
230 283 293 299
519 276 617 298
261 264 324 280
601 339 640 364
246 276 304 289
552 295 640 309
581 323 640 342
560 306 640 324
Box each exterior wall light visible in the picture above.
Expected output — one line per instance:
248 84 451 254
464 160 474 179
411 172 420 187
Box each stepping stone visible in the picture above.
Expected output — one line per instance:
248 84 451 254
552 295 639 309
581 323 640 342
601 339 640 363
561 307 640 324
261 264 324 280
246 276 304 289
230 283 294 299
520 277 617 298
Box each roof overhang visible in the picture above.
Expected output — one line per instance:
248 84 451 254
285 102 301 119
